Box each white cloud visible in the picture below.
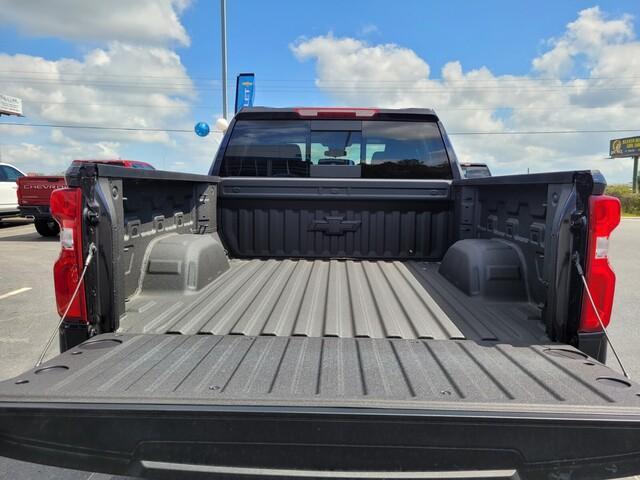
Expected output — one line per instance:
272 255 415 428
0 0 227 175
293 34 430 103
0 40 205 173
0 0 190 46
533 7 633 77
2 43 193 132
291 7 640 183
359 24 379 36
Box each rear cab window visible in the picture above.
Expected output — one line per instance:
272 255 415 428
219 115 452 179
461 164 492 179
0 165 24 181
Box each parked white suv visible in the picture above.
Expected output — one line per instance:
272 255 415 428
0 163 25 219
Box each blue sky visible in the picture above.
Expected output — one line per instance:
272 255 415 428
5 0 639 108
2 1 640 180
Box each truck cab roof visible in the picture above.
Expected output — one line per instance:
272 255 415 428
235 106 439 121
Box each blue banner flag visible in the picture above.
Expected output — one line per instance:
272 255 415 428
235 73 255 114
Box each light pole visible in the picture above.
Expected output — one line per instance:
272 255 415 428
220 0 228 119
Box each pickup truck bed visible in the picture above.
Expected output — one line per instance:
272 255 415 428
2 109 639 479
121 258 545 343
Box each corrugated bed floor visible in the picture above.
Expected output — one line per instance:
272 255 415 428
408 262 547 343
3 334 639 411
121 259 546 343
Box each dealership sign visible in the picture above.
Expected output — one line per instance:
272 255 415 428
609 136 640 158
0 93 23 116
235 73 255 114
610 135 640 193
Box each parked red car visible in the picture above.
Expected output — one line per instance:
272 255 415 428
17 159 154 236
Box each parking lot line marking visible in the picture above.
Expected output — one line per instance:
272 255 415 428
0 287 32 300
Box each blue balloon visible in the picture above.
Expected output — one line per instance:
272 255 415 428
194 121 210 137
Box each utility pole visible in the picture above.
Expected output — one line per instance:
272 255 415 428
220 0 228 119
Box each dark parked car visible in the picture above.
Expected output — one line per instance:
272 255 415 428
460 162 492 178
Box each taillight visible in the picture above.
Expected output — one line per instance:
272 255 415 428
50 188 88 323
579 195 621 332
294 107 379 118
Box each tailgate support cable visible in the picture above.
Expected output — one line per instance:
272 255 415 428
572 252 630 379
35 243 97 368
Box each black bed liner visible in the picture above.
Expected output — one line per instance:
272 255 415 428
1 334 640 479
120 259 546 343
1 333 637 409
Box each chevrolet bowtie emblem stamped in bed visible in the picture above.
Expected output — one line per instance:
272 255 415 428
308 216 361 235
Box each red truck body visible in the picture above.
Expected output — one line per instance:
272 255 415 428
17 175 65 208
18 159 154 236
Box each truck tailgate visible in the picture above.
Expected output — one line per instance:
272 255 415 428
1 334 640 479
16 175 65 206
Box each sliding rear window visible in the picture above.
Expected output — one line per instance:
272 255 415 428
219 119 452 179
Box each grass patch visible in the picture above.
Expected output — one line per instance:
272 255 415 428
605 184 640 216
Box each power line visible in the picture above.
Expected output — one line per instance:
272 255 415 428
16 99 640 111
6 69 640 84
2 122 639 136
5 73 640 93
448 128 640 135
21 100 210 109
256 85 640 93
4 77 640 93
0 70 220 81
0 79 200 91
0 122 222 133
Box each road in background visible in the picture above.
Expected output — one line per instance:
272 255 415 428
0 219 59 379
0 221 132 480
0 218 638 479
607 218 640 379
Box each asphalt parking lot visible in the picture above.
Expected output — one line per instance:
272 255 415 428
0 217 638 479
0 219 134 480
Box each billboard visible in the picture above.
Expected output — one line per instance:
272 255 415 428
0 94 23 116
235 73 255 114
610 136 640 158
